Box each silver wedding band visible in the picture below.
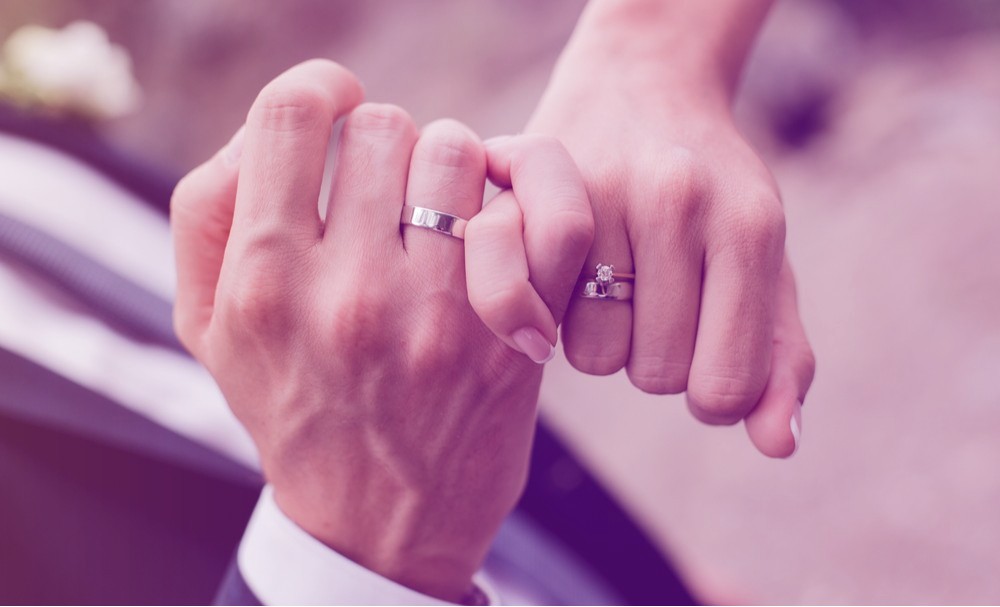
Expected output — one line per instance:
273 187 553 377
400 205 468 240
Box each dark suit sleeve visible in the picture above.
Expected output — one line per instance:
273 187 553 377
215 556 261 606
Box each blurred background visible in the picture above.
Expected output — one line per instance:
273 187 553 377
1 0 999 603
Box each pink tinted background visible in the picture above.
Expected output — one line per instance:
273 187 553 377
3 0 999 603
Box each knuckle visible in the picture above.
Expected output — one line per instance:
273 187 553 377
687 368 764 424
345 102 414 137
668 194 705 234
647 150 708 229
237 228 301 258
404 291 470 372
252 80 331 133
407 325 463 379
417 119 484 169
725 199 787 258
659 148 703 192
657 148 702 193
626 359 691 395
220 274 292 336
465 199 520 241
549 208 595 256
464 214 500 244
216 246 306 335
325 292 390 352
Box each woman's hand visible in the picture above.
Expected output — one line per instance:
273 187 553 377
464 135 596 365
170 60 591 602
523 0 816 457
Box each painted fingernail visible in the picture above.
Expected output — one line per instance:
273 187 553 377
790 400 803 456
512 327 555 364
483 135 513 148
222 126 245 167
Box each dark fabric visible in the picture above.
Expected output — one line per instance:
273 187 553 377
520 425 697 605
0 211 184 352
0 105 177 215
0 345 258 486
0 347 262 605
214 557 260 606
209 425 699 606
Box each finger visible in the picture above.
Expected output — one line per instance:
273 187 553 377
488 138 630 374
465 191 557 364
324 103 418 247
483 135 594 325
170 126 244 354
744 255 816 457
625 207 703 394
403 119 486 275
687 200 786 425
232 59 363 250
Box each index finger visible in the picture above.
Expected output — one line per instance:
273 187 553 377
233 60 363 246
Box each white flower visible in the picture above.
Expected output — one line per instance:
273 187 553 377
0 21 142 119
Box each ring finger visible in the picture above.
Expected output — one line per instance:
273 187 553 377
402 119 487 279
561 210 633 375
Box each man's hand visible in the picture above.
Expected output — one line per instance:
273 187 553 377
523 0 815 457
171 60 592 603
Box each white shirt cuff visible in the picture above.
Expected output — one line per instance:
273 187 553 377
238 485 498 605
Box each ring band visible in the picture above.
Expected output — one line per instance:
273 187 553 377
579 280 634 301
577 263 634 301
400 205 468 240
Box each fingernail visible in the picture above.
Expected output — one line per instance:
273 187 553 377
511 327 555 364
222 126 245 167
790 400 803 456
484 135 513 148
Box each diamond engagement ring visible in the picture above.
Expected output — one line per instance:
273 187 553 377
400 205 468 240
578 263 635 301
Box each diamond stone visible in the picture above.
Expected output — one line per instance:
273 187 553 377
596 264 615 284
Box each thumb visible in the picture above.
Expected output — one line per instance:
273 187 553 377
170 126 243 356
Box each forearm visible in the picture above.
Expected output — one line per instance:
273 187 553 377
560 0 774 107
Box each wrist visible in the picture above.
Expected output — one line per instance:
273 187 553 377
558 0 773 107
240 486 496 605
272 481 485 603
254 377 540 603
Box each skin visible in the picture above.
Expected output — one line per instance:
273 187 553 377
516 0 817 457
171 0 819 598
171 60 593 602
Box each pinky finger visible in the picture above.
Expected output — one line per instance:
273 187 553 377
465 190 557 364
744 255 817 457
